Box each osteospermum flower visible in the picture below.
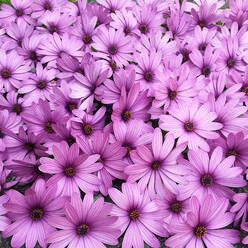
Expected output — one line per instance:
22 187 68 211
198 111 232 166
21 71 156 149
18 63 56 105
47 193 120 247
77 131 127 195
2 179 67 248
0 49 31 92
0 194 10 232
40 141 101 196
109 182 168 248
125 128 187 196
178 147 246 201
165 194 239 248
159 102 222 151
92 26 133 67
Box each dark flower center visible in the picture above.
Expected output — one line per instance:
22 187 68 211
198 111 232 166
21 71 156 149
44 3 52 11
241 86 248 96
227 58 235 68
151 161 160 170
49 26 58 34
64 166 76 178
77 68 84 75
11 104 22 115
0 130 4 139
124 27 131 35
122 110 132 122
1 69 11 79
194 225 207 238
198 22 205 28
144 71 153 82
184 121 194 132
66 103 77 113
16 9 23 17
30 208 44 221
17 39 22 46
25 143 34 152
199 43 207 51
110 61 117 72
29 51 37 61
129 209 140 221
182 51 189 63
139 24 148 34
169 90 177 100
82 35 92 44
44 121 54 134
170 201 182 213
83 124 93 136
108 45 118 55
97 157 103 163
200 174 213 187
36 80 47 89
202 66 210 76
77 224 89 236
125 145 132 157
226 150 237 157
66 137 76 147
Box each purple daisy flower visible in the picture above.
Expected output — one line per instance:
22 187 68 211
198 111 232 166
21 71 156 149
135 50 162 96
0 110 21 152
189 45 219 77
159 102 222 151
5 158 46 184
231 193 248 226
0 91 27 116
97 0 134 13
46 193 120 247
40 141 101 196
2 179 67 248
165 194 239 248
125 128 187 196
0 49 31 92
109 182 168 248
0 0 34 25
241 222 248 244
153 64 197 113
50 80 80 118
100 67 136 104
92 26 133 67
21 99 66 141
7 127 48 161
212 132 248 172
112 83 151 123
19 63 56 105
70 106 106 139
112 120 153 162
70 61 109 111
38 32 83 68
77 131 127 195
178 147 246 202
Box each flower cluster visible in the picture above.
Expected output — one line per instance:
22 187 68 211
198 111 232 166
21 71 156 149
0 0 248 247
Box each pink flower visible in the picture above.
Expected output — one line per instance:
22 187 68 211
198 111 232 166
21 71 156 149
0 194 10 232
231 193 248 226
40 141 101 196
109 182 168 248
2 179 67 248
165 194 239 248
178 147 246 201
159 102 222 151
46 193 120 247
126 128 187 196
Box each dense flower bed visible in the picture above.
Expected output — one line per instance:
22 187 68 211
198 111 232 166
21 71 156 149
0 0 248 247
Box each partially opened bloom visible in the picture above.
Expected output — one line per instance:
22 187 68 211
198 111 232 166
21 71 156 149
92 26 133 67
77 131 127 195
165 195 239 248
178 147 246 201
159 102 222 151
40 141 101 196
125 128 187 196
109 182 168 248
2 179 67 248
47 193 120 247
